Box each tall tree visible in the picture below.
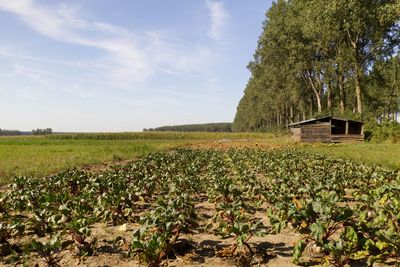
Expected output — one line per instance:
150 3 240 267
233 0 400 132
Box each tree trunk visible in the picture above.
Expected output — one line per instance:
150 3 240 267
316 94 322 114
354 66 363 114
310 98 314 117
290 105 294 123
338 72 345 115
387 62 398 121
327 83 332 113
348 32 363 115
306 74 322 113
276 112 279 125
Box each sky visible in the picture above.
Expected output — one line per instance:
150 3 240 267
0 0 272 132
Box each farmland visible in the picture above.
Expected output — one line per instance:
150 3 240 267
1 134 400 266
1 0 398 265
1 133 399 186
0 132 279 185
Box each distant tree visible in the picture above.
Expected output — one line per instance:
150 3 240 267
0 129 22 136
32 128 53 135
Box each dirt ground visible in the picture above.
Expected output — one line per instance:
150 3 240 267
12 200 302 267
17 200 391 267
8 200 392 267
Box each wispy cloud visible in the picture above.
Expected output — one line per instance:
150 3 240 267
0 0 213 90
206 0 228 40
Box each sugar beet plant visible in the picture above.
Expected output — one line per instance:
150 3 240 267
1 148 399 266
131 192 197 266
207 175 265 265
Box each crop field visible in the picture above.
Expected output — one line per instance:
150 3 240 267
1 132 399 186
1 147 399 266
0 133 290 185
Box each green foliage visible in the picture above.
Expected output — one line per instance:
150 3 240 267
207 197 264 265
26 234 69 266
0 220 24 245
131 224 170 267
233 0 400 131
130 176 198 266
365 56 400 120
68 218 96 256
0 219 24 257
364 120 400 143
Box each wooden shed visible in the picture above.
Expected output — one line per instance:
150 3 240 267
288 116 364 143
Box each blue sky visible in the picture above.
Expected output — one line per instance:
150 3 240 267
0 0 272 132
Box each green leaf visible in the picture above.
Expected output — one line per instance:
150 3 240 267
293 240 306 264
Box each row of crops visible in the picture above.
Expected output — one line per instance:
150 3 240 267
1 148 399 266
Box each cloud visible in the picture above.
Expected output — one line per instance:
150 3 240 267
0 0 213 89
206 0 228 40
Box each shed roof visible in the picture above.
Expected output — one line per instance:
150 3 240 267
288 116 363 127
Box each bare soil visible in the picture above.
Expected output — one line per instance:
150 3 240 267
6 201 390 267
5 198 304 267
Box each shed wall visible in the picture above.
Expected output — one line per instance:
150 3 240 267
331 134 364 143
300 123 331 143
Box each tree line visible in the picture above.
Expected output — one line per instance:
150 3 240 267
233 0 400 132
0 129 23 136
0 128 53 136
144 123 232 132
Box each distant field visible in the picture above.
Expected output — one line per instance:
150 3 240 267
0 132 281 184
47 131 270 140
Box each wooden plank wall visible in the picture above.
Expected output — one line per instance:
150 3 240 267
300 123 331 143
331 134 364 143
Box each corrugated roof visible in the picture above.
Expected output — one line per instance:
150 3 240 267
288 116 363 127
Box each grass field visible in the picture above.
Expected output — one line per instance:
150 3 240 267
1 132 399 185
0 138 184 184
300 142 400 169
